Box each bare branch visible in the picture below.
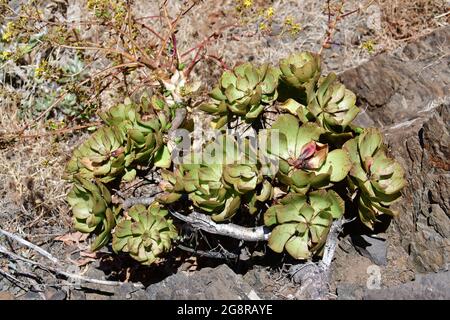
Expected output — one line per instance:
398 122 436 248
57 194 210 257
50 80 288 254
0 228 59 264
177 244 237 259
319 0 375 55
0 268 31 290
170 210 270 242
168 108 187 134
122 192 161 209
319 217 350 271
0 245 144 288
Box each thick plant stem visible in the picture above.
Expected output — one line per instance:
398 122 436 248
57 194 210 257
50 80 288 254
169 210 271 242
319 217 346 271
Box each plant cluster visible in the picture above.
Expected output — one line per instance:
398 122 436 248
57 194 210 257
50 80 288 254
65 49 406 264
64 94 188 264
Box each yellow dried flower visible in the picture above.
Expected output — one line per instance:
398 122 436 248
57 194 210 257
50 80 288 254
289 23 302 35
284 16 294 26
2 22 15 42
243 0 253 8
34 60 49 78
0 51 12 60
361 40 376 53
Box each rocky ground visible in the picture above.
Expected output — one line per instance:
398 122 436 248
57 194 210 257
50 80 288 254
333 26 450 299
0 1 449 300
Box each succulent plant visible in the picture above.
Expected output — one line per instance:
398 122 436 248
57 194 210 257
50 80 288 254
222 163 262 194
279 51 321 95
123 117 163 166
267 114 352 193
68 100 172 183
343 128 406 229
65 126 126 183
108 100 172 171
307 73 360 132
100 97 173 134
63 50 406 267
160 130 273 215
264 190 344 259
165 162 242 222
67 176 119 251
222 162 275 215
243 179 274 215
158 134 271 219
99 99 139 130
200 62 280 128
112 203 178 265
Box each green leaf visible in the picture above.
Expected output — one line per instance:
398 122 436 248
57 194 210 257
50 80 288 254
268 223 296 253
309 190 331 211
326 190 345 218
285 233 310 259
276 203 305 224
211 196 241 222
270 114 299 159
199 103 220 113
358 128 383 160
317 149 352 182
212 115 229 129
154 145 172 168
299 204 315 221
246 68 260 88
209 86 227 101
311 210 332 228
122 169 137 182
236 77 249 91
358 195 379 230
256 180 273 202
246 104 265 120
221 71 237 88
264 206 279 226
225 85 245 103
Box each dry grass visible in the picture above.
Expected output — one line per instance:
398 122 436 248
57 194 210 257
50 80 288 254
379 0 449 40
0 106 73 236
162 0 448 81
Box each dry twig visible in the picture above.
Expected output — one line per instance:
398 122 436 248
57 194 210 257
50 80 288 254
0 228 59 264
177 244 238 260
0 244 144 288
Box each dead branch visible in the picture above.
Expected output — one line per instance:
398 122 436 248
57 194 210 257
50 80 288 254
177 244 237 260
319 217 349 271
0 228 59 264
168 108 187 134
0 244 144 288
14 121 101 140
0 268 31 290
122 192 161 209
319 0 376 55
123 197 270 242
170 210 270 242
